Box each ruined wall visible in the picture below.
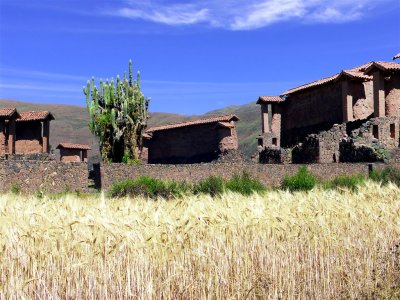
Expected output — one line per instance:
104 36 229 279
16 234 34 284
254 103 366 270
385 73 400 116
15 121 43 154
99 162 370 191
318 124 346 163
60 148 81 162
282 82 343 147
340 116 400 162
347 116 399 149
0 160 88 193
352 81 374 120
148 123 238 164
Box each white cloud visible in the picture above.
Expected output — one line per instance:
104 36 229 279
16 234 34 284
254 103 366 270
109 0 393 30
115 2 209 25
230 0 306 30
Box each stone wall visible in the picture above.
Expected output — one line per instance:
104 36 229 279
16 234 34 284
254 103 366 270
0 160 89 193
99 162 370 191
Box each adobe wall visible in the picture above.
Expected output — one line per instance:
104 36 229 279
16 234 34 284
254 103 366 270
60 148 81 162
0 160 89 193
15 121 43 154
352 80 374 120
99 162 370 191
282 82 343 146
148 123 238 164
385 73 400 116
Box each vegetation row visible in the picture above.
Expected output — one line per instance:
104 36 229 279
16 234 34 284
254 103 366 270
107 166 400 199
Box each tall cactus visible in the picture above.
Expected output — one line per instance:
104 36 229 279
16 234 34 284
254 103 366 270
83 60 150 163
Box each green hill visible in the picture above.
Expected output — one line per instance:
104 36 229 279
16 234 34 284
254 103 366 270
0 99 260 158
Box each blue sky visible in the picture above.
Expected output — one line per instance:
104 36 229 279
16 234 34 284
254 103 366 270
0 0 399 115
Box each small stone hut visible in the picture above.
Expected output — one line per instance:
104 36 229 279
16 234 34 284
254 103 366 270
142 114 239 164
57 143 91 162
16 111 54 154
0 108 54 156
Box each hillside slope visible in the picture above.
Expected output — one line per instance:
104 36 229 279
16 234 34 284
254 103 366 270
0 99 260 157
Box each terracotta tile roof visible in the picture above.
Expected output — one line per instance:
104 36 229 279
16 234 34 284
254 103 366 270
257 96 284 104
17 111 55 122
0 108 19 118
365 61 400 73
281 74 338 95
336 70 372 81
56 143 91 150
393 53 400 60
281 62 374 96
218 121 235 128
146 114 239 133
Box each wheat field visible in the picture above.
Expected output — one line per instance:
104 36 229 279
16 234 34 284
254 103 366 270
0 182 399 299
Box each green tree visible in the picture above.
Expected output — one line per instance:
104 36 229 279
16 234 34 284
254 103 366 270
83 60 150 162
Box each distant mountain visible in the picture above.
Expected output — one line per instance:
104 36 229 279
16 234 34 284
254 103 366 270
0 99 261 158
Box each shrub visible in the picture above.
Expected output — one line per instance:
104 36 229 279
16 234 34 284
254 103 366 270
10 184 21 195
281 166 316 192
193 176 225 197
325 174 366 192
226 172 266 195
370 167 400 186
109 176 190 199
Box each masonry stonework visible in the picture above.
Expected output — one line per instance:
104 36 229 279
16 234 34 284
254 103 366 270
0 160 89 193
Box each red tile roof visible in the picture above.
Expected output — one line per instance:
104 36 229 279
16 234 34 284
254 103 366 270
218 121 235 128
336 70 372 81
257 96 284 104
281 62 374 96
56 143 91 150
393 53 400 60
365 61 400 74
17 111 55 122
146 114 239 133
0 108 19 118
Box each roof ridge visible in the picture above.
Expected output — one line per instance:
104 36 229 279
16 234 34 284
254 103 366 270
146 114 238 133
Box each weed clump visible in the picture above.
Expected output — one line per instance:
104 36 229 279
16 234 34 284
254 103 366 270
281 166 316 192
226 172 266 195
10 184 21 195
324 174 365 192
370 167 400 186
193 176 225 197
110 176 190 199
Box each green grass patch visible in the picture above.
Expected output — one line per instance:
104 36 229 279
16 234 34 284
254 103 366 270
324 174 366 192
226 172 266 195
370 167 400 186
193 176 225 197
281 166 317 192
109 176 190 199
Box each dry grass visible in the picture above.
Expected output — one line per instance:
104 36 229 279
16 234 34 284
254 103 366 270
0 182 399 299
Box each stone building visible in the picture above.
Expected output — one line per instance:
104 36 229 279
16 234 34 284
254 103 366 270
0 108 54 158
57 143 91 162
256 59 400 163
142 114 239 164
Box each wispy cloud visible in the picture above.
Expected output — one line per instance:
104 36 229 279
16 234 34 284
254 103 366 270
109 0 394 30
116 3 209 25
